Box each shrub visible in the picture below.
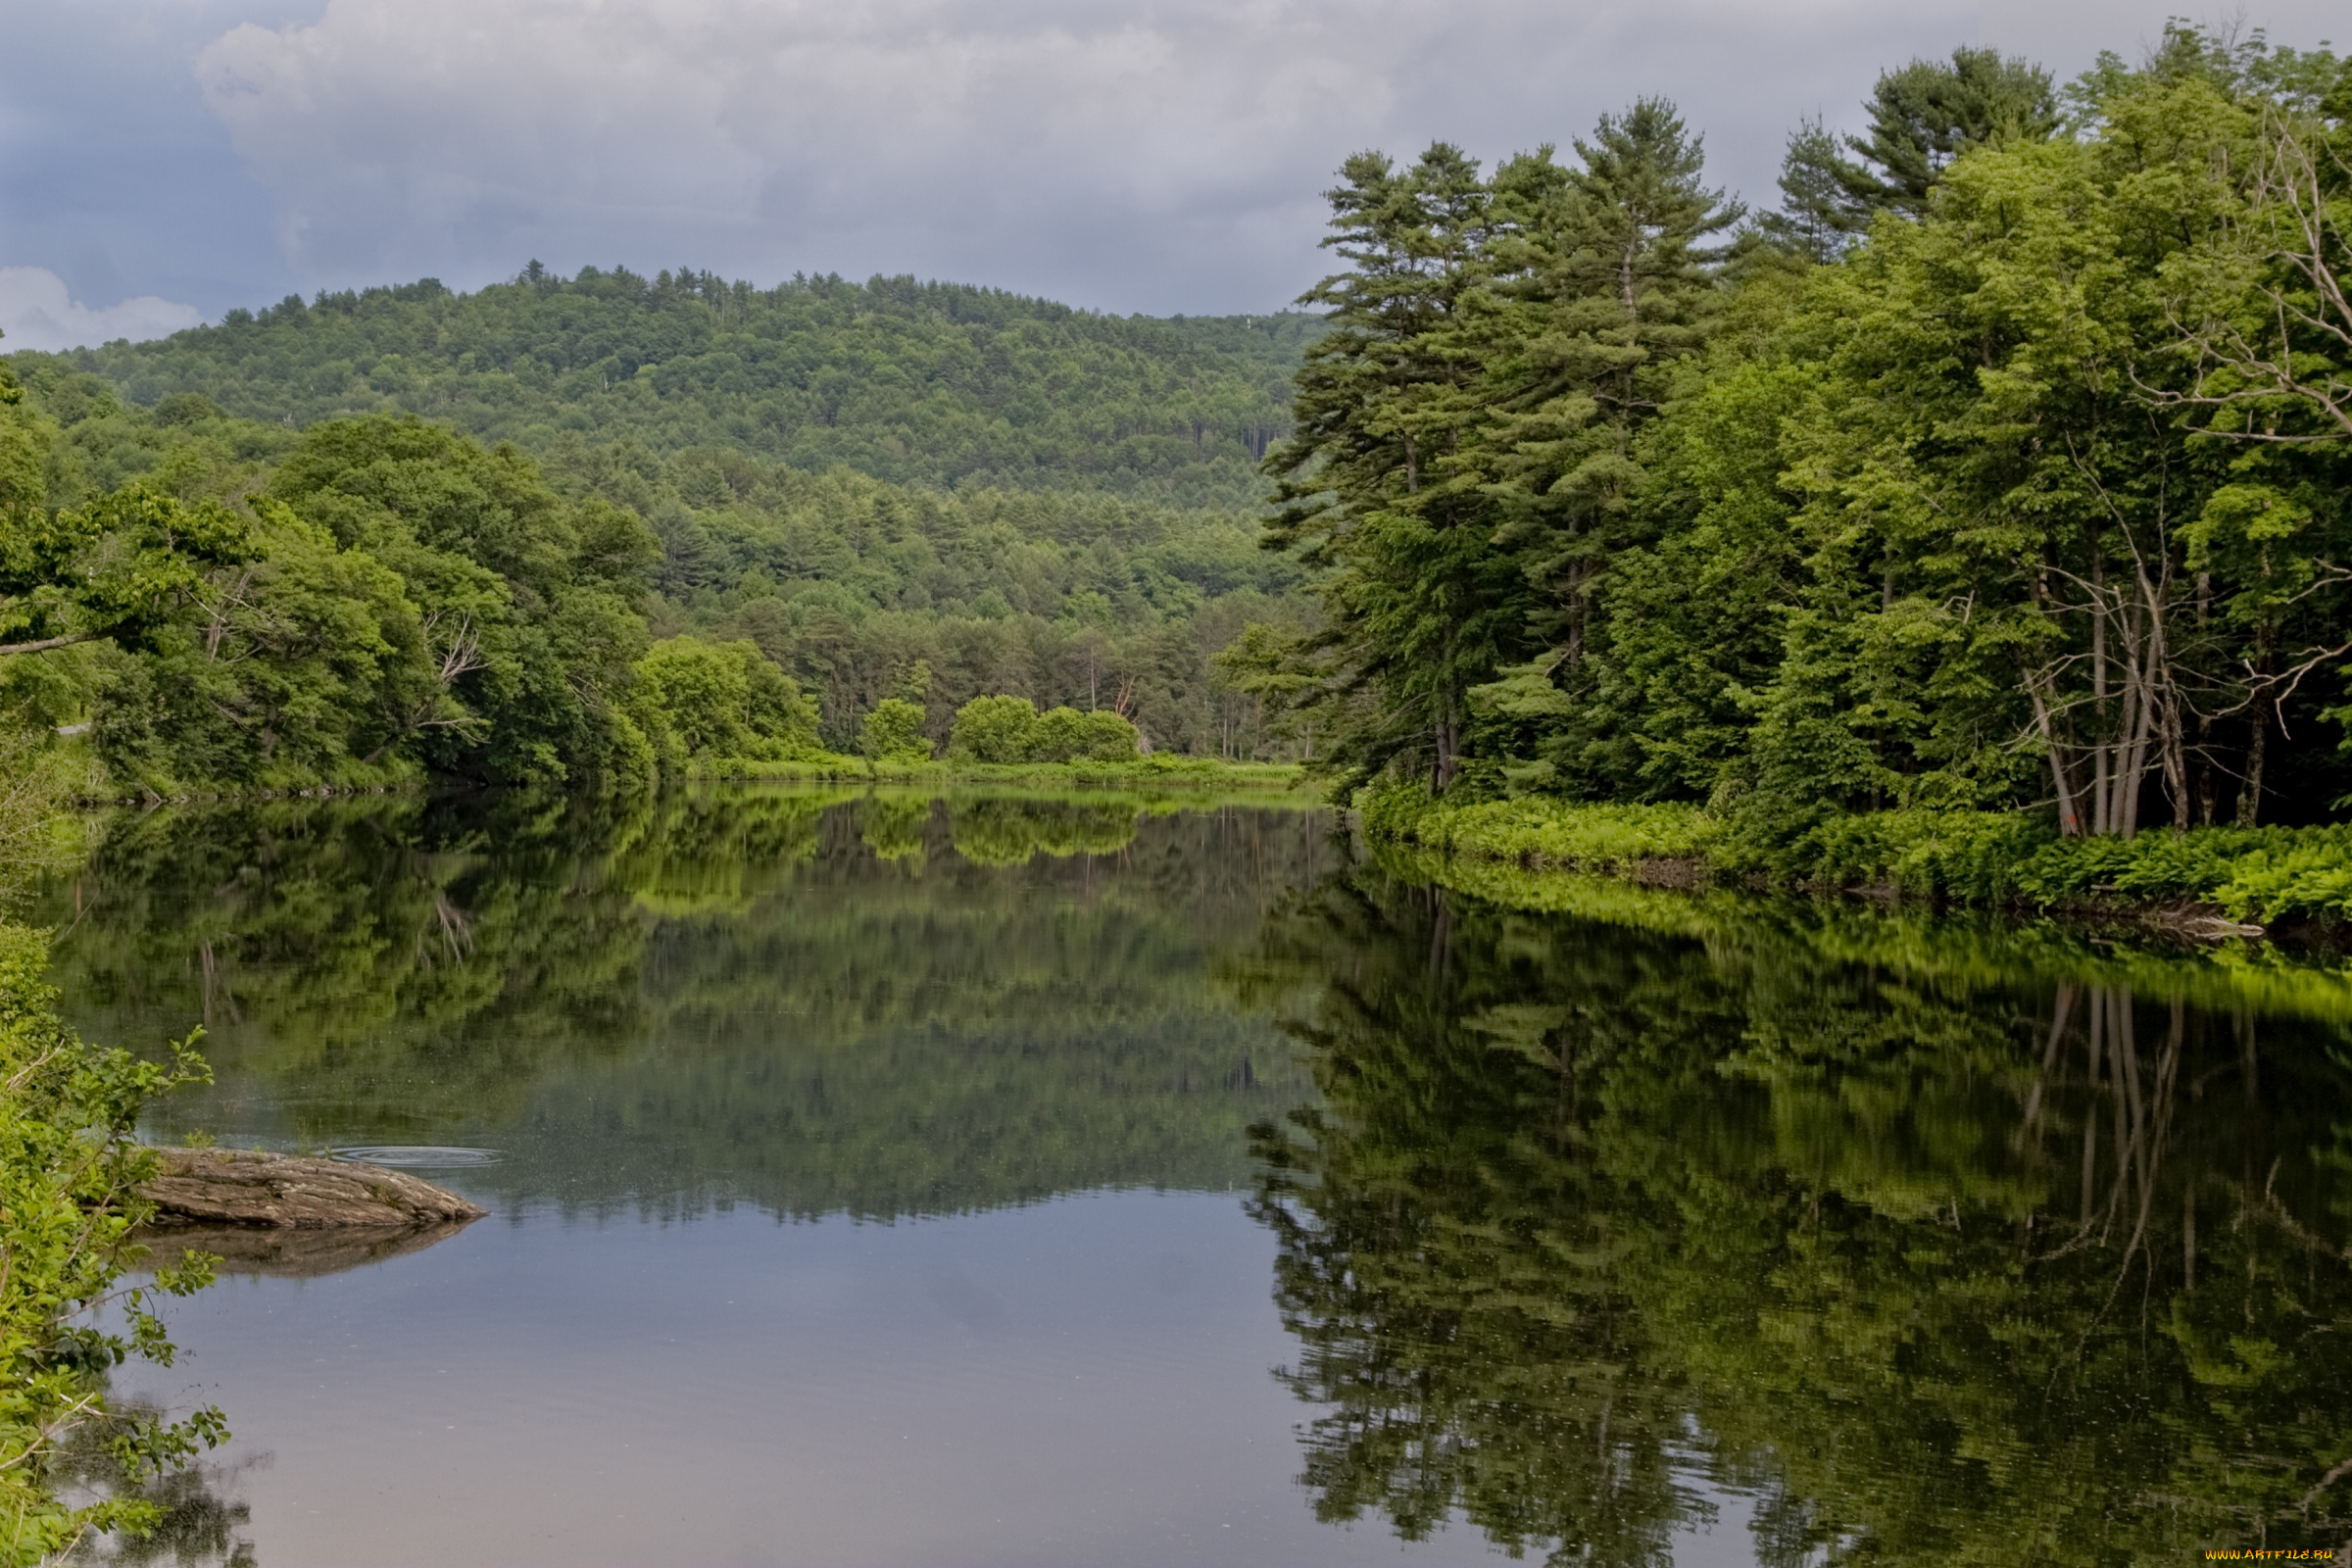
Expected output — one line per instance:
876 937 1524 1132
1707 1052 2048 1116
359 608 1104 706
858 699 933 763
629 637 818 769
946 695 1041 763
1031 707 1140 763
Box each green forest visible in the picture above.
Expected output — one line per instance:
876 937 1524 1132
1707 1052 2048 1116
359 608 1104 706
39 270 1313 506
1263 26 2352 870
0 363 1309 791
5 21 2348 875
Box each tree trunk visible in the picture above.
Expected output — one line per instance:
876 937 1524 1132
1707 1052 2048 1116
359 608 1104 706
2025 672 2085 836
2236 698 2270 826
2091 551 2110 833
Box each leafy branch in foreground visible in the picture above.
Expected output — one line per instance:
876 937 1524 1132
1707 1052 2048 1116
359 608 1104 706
0 922 222 1564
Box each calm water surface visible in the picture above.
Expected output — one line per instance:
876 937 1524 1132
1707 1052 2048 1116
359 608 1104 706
37 787 2352 1565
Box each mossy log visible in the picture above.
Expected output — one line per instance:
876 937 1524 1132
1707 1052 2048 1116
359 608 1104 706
139 1148 486 1228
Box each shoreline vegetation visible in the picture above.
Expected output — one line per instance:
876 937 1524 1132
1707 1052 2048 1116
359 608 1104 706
1355 795 2352 1025
0 923 222 1559
0 737 226 1559
1358 783 2352 946
57 757 2352 950
1247 28 2352 957
59 752 1313 805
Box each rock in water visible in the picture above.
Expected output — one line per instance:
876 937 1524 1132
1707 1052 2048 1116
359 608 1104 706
139 1147 487 1228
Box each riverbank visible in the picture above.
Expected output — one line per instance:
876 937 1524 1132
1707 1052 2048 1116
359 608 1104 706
674 754 1312 792
1360 785 2352 937
69 753 1312 806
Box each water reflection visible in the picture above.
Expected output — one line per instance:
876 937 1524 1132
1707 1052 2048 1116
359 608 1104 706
137 1222 477 1280
47 791 2352 1562
56 1398 259 1568
42 788 1327 1217
1238 866 2352 1562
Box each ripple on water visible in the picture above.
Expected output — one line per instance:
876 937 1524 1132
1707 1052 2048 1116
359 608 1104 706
331 1146 504 1169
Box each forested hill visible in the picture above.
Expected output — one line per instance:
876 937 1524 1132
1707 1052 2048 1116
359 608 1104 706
19 269 1318 507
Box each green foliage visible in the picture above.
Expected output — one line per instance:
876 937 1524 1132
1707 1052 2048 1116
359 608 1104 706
0 731 99 892
627 635 820 774
1365 782 2352 928
259 415 658 785
24 270 1315 508
584 446 1309 758
946 694 1044 763
1239 865 2352 1561
946 694 1139 764
1282 27 2352 853
90 502 431 793
0 923 220 1562
0 483 253 659
858 698 932 763
1265 106 1738 794
1034 705 1142 763
0 394 681 792
3 363 1316 776
1763 46 2060 250
1361 782 1723 868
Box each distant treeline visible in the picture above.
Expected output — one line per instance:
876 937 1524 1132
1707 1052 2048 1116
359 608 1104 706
564 435 1305 754
0 361 1310 794
19 268 1316 507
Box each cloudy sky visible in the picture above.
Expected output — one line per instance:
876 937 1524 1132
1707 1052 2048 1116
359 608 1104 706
1 0 2342 349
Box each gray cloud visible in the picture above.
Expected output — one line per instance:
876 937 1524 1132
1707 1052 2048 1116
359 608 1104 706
0 0 314 322
4 0 2345 323
194 0 1990 314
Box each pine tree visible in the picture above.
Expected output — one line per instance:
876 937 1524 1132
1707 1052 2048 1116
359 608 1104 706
1763 47 2060 250
1757 118 1855 261
1265 144 1529 790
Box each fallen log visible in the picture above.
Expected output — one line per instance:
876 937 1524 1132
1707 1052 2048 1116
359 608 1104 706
138 1147 487 1228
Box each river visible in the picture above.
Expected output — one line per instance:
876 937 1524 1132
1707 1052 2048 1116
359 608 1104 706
37 787 2352 1564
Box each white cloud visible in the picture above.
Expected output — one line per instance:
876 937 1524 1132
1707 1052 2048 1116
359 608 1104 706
191 0 1980 313
0 267 206 353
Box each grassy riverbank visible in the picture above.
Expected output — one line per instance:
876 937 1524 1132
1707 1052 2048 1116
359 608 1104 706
1362 785 2352 934
67 750 1312 806
667 754 1311 793
1361 832 2352 1025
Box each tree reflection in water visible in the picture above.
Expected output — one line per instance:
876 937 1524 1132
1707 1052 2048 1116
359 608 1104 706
1239 867 2352 1564
42 787 1329 1216
55 1397 258 1568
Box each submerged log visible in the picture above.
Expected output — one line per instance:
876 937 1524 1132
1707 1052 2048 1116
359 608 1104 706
138 1147 487 1228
